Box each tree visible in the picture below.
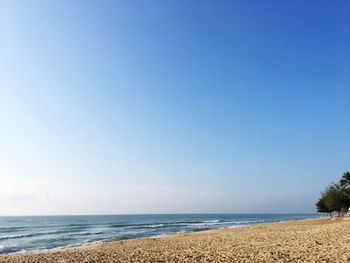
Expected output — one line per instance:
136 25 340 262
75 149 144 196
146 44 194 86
316 171 350 217
323 184 350 216
340 171 350 188
340 171 350 198
316 194 334 217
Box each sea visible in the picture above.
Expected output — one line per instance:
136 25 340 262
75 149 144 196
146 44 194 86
0 214 319 254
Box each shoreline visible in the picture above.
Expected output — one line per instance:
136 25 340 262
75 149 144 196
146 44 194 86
4 216 321 256
2 216 347 262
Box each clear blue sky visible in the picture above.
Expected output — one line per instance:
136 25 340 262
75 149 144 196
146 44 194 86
0 0 349 215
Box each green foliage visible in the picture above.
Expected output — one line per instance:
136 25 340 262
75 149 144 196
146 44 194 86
340 171 350 189
316 189 334 214
339 171 350 198
316 171 350 217
323 184 349 212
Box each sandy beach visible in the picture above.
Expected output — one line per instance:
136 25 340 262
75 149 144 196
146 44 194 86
1 217 349 262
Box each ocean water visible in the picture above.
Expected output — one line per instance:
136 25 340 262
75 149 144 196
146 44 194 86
0 214 319 254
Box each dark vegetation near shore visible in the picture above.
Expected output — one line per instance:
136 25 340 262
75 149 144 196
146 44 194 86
316 171 350 217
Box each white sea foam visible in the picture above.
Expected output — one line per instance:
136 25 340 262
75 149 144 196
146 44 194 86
0 214 319 254
146 224 165 228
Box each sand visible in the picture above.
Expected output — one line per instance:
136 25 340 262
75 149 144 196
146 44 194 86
1 217 350 262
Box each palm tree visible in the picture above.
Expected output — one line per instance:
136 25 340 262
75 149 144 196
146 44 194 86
339 171 350 216
340 171 350 190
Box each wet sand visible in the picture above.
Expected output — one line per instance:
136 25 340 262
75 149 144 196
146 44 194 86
1 217 349 262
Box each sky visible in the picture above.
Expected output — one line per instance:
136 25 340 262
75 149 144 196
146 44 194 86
0 0 349 215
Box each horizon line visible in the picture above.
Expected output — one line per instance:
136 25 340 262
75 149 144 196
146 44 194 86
0 212 318 217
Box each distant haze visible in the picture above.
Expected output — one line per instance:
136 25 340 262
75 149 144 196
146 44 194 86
0 0 349 215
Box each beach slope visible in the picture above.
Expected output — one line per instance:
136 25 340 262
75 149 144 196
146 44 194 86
1 218 349 262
